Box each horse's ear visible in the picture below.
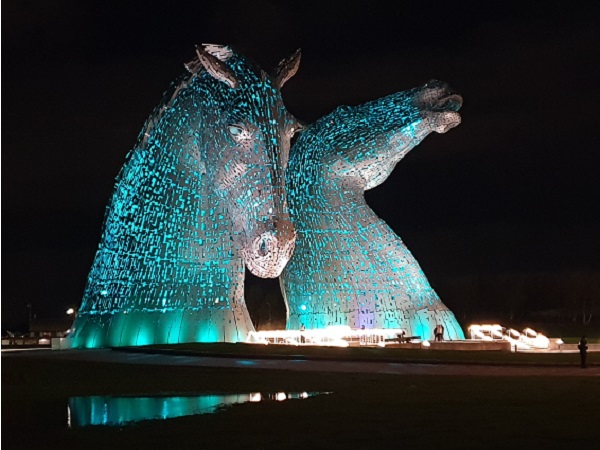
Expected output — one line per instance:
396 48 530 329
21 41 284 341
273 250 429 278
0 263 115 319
191 45 239 89
273 49 301 89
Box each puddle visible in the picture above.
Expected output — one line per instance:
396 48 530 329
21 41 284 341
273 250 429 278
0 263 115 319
68 392 328 427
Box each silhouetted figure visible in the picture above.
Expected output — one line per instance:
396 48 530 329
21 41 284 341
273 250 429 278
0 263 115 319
434 324 444 342
300 324 306 344
578 335 588 368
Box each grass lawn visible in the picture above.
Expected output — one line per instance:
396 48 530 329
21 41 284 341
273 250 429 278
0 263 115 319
146 342 600 365
2 351 599 449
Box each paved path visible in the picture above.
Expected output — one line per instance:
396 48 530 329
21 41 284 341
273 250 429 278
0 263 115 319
4 348 598 377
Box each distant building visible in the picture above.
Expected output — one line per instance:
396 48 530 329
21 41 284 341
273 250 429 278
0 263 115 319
29 318 72 339
2 318 72 347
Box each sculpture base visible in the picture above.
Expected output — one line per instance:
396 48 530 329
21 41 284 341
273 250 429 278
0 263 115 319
287 307 465 341
68 308 254 348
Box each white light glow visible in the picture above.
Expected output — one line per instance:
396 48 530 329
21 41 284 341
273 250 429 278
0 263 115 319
246 326 406 347
469 324 549 350
523 328 537 337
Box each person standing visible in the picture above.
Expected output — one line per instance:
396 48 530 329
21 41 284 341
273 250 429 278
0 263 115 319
578 335 588 368
434 324 444 342
300 324 306 344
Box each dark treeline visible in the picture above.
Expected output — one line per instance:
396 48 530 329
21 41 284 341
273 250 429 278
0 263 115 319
437 268 600 326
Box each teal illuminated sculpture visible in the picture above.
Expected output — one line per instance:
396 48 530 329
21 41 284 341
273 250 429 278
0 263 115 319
282 80 466 340
69 45 301 348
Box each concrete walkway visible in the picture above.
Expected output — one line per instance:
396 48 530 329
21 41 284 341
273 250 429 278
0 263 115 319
4 348 598 377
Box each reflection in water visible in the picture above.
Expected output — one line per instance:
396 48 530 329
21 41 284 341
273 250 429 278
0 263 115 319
68 392 327 427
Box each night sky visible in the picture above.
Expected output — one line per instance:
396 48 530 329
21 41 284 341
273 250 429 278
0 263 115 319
3 0 600 331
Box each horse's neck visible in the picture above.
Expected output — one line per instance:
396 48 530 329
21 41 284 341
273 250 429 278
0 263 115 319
134 70 201 150
290 162 422 273
288 181 430 297
103 75 241 265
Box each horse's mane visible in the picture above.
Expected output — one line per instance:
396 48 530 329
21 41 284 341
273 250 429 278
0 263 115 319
135 44 237 151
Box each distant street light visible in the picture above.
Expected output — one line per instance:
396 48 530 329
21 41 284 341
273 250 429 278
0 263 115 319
66 308 76 315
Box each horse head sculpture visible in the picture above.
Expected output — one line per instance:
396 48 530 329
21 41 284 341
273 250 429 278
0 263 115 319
282 79 466 340
188 45 300 277
70 45 301 347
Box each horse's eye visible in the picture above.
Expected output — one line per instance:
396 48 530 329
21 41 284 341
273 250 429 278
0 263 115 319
228 125 245 138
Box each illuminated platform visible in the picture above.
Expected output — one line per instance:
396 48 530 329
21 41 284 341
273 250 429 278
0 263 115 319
247 326 418 347
468 324 550 350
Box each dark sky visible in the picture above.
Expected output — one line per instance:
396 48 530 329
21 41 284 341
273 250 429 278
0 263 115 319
3 0 600 330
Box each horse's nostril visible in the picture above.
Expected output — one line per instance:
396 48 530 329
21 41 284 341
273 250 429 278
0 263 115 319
259 239 268 256
255 232 277 257
438 94 463 112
